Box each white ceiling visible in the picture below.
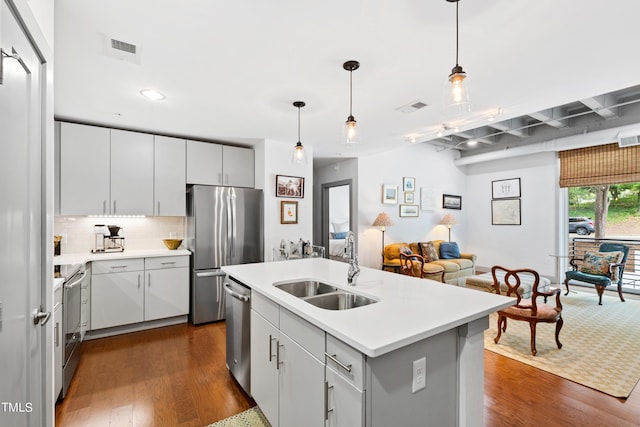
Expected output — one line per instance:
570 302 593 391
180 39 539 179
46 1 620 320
54 1 640 162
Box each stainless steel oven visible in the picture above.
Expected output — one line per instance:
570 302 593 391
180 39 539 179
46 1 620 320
59 264 86 399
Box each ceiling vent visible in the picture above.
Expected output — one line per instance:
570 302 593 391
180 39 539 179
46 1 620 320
619 135 640 147
102 34 142 64
396 100 428 114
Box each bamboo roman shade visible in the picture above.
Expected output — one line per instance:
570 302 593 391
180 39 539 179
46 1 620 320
558 143 640 188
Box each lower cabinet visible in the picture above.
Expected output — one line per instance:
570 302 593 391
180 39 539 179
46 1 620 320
325 365 364 427
250 293 325 427
91 256 188 330
53 285 63 400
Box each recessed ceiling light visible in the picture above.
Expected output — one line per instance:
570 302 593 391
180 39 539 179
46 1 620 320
467 139 478 146
140 89 165 101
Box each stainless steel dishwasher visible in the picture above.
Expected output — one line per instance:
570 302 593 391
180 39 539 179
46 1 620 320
224 276 251 394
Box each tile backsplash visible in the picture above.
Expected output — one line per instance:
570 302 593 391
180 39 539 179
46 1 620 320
54 216 186 254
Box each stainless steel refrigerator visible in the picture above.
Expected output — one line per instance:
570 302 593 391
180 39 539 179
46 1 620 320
186 185 263 324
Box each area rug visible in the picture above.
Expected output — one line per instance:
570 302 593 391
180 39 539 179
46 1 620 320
205 407 270 427
484 290 640 398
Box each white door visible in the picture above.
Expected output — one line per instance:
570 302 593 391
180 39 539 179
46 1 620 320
0 2 45 425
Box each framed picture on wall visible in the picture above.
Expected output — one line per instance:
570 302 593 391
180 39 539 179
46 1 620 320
280 201 298 224
492 178 521 199
276 175 304 198
491 198 521 225
442 194 462 210
403 177 416 192
399 204 419 217
404 192 414 203
382 184 398 204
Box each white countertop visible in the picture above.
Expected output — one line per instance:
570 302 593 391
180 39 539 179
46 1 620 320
222 258 514 358
53 249 191 266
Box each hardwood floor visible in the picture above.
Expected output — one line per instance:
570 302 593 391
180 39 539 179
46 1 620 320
56 321 640 427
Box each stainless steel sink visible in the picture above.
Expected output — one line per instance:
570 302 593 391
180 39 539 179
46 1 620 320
304 292 377 310
274 280 338 297
273 280 378 310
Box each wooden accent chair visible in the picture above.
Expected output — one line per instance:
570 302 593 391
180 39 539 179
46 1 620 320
492 266 563 356
564 243 629 305
399 253 445 282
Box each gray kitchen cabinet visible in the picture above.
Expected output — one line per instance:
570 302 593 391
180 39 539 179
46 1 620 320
53 284 63 400
186 140 254 188
325 335 365 427
90 256 189 331
58 122 155 216
250 292 325 427
59 122 111 215
110 129 154 215
154 136 186 216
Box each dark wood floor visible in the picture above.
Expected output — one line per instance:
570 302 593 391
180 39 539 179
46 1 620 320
56 321 640 427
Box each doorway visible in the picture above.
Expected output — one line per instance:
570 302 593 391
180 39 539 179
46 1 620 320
321 179 353 261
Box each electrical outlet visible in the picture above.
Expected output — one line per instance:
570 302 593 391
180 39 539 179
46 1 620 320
412 357 426 393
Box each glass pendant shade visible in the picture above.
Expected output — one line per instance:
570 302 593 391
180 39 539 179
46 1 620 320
292 141 307 164
443 0 471 116
343 115 360 144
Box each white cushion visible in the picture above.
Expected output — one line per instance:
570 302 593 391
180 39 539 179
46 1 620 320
333 221 349 233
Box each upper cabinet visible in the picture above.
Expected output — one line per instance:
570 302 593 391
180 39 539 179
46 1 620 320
59 122 111 216
110 129 154 216
186 140 254 188
154 136 186 216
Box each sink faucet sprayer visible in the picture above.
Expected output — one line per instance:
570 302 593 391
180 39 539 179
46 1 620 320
343 231 360 286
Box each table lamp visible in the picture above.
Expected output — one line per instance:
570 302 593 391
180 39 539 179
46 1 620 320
372 212 394 264
440 213 457 242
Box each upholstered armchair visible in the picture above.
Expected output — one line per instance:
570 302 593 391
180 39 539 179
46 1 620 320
564 243 629 305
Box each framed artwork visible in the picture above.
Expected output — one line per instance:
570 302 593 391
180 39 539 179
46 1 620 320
491 199 521 225
442 194 462 210
276 175 304 198
404 192 414 203
399 204 419 217
403 177 416 192
492 178 521 199
280 201 298 224
420 186 435 211
382 184 398 204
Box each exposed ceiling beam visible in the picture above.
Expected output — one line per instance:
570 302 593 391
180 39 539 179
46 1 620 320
528 107 568 128
580 94 618 119
487 117 528 138
455 127 495 145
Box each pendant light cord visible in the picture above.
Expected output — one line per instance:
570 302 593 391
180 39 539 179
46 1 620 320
297 105 301 142
455 1 459 67
349 70 353 116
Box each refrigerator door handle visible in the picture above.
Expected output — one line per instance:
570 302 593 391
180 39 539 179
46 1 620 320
196 271 226 278
228 189 236 262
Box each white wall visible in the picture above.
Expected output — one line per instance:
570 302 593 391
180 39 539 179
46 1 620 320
463 151 559 278
258 139 314 260
26 0 54 48
357 144 466 269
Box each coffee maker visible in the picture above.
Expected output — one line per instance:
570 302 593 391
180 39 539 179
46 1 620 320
91 224 125 253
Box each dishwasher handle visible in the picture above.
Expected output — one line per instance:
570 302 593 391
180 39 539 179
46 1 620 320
223 282 250 302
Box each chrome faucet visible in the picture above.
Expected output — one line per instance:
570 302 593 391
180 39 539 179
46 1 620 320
343 231 360 286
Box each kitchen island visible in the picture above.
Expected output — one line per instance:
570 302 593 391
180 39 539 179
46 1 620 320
222 258 514 427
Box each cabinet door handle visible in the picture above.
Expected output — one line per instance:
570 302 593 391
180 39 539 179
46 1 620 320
324 381 334 420
160 261 176 266
103 200 107 214
224 173 229 185
268 335 275 362
325 352 352 373
157 201 160 215
137 274 141 289
55 322 59 347
113 200 116 214
148 273 151 287
276 341 284 369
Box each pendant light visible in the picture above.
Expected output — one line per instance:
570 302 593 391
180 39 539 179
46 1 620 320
292 101 307 164
343 60 361 144
444 0 471 115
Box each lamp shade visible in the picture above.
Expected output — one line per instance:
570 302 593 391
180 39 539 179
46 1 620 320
440 213 457 226
372 212 393 228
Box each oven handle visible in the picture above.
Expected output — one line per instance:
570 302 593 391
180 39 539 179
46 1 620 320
64 270 87 290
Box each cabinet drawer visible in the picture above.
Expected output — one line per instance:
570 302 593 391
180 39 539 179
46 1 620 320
92 258 144 274
280 308 325 361
251 291 279 327
326 334 366 390
145 255 189 270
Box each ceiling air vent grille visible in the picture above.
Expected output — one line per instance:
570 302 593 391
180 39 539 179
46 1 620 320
111 39 137 54
619 135 640 147
396 100 428 114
